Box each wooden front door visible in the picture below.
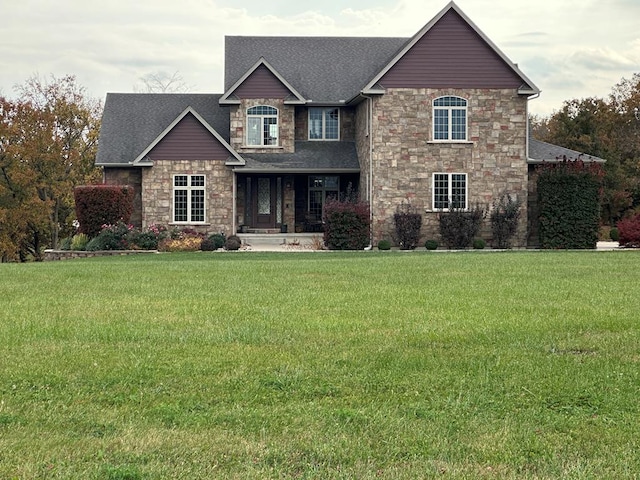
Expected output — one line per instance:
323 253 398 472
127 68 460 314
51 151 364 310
252 176 277 228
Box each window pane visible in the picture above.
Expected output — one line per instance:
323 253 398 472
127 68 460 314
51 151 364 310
248 105 277 115
174 190 188 222
191 190 205 222
174 175 187 187
309 108 323 139
191 175 205 187
247 117 261 145
324 176 339 189
258 178 271 215
451 109 466 140
451 174 466 209
325 108 339 139
433 174 449 210
434 109 449 140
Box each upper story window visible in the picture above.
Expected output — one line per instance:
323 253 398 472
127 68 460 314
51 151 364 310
309 107 339 140
247 105 278 146
173 174 206 223
433 96 467 141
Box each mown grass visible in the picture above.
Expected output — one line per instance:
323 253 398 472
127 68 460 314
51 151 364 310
1 251 639 479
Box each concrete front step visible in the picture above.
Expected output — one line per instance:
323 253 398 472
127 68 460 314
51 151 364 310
237 233 320 247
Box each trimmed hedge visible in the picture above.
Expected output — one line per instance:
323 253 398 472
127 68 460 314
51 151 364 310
537 162 603 249
323 197 371 250
74 185 134 237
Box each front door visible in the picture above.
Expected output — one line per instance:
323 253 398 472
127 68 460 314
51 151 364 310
252 176 277 228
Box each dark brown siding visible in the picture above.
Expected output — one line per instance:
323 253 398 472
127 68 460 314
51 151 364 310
234 64 292 99
380 10 522 89
148 113 230 161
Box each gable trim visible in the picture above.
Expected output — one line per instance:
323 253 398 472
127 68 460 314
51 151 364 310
361 1 540 96
219 57 306 105
132 107 245 166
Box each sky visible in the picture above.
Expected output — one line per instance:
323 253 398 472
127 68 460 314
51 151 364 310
1 0 639 117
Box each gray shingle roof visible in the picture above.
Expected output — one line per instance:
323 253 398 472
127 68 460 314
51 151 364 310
224 36 408 103
529 139 606 163
241 142 359 172
96 93 229 166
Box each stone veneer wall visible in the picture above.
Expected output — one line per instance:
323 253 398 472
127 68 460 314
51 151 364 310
370 88 529 247
229 99 295 154
142 159 234 235
355 100 372 203
103 168 143 227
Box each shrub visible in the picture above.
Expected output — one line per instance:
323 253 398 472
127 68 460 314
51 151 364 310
209 233 226 250
609 227 620 242
200 238 218 251
537 161 604 249
438 204 486 249
128 225 167 250
59 237 72 251
425 239 439 250
617 215 640 247
70 233 89 251
158 228 204 252
377 239 391 250
224 235 242 251
74 185 135 237
322 195 370 250
490 193 522 249
473 238 486 250
393 201 422 250
86 221 133 251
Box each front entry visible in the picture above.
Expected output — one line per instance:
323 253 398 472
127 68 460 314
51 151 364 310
251 176 278 228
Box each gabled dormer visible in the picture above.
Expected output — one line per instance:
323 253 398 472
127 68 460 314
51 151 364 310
221 57 305 154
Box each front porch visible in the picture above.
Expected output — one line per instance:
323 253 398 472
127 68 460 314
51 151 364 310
235 172 359 234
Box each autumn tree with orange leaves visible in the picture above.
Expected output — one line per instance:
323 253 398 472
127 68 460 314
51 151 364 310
0 75 101 261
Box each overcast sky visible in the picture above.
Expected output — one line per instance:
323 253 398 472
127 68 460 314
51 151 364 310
2 0 638 117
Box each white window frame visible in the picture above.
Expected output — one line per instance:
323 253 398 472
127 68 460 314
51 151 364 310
308 107 340 141
432 96 468 142
246 105 279 146
432 172 468 211
173 174 206 224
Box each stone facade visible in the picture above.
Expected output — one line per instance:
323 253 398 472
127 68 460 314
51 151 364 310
369 88 529 247
142 159 235 235
229 99 295 154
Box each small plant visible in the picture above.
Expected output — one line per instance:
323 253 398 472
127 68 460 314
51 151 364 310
377 239 391 250
490 193 522 249
310 235 325 250
224 235 242 251
609 227 619 242
70 233 89 251
438 204 486 249
425 239 439 250
393 201 422 250
473 238 486 250
200 238 218 251
59 237 72 251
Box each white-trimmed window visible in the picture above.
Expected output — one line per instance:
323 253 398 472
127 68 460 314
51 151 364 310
309 107 339 140
308 175 339 220
173 174 206 223
433 96 467 141
247 105 278 146
433 173 467 210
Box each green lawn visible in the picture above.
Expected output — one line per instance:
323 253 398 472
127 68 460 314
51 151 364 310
1 251 639 479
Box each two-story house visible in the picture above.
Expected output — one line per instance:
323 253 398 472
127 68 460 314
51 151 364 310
96 1 543 246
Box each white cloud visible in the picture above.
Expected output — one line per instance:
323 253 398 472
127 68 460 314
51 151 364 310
0 0 637 116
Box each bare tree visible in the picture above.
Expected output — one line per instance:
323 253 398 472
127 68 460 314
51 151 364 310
134 71 191 93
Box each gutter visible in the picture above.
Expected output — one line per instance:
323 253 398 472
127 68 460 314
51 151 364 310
361 93 374 249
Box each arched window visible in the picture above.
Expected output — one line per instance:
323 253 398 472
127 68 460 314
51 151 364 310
246 105 278 146
432 96 467 141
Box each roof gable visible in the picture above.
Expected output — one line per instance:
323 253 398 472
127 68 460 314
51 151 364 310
220 57 305 105
134 107 244 165
364 1 539 95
